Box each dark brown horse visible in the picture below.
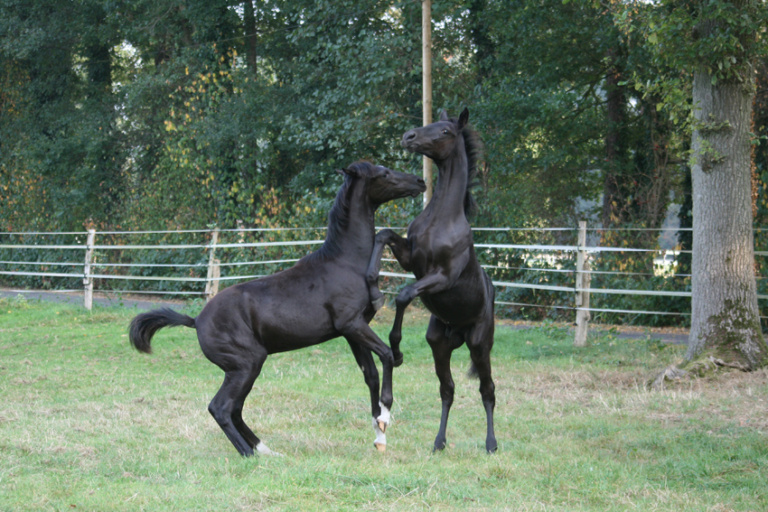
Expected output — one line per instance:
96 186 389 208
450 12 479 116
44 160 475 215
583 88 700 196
367 109 497 453
129 161 425 456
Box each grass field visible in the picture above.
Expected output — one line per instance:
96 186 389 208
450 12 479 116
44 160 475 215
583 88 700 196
1 295 767 511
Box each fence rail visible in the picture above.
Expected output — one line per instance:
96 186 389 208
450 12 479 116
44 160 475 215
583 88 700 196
2 224 766 342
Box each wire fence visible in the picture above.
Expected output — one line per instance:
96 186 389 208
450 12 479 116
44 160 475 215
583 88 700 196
1 225 766 328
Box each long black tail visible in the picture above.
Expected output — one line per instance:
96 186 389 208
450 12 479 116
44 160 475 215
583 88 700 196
129 308 196 354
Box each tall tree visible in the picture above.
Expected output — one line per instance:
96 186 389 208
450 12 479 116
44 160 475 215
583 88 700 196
0 0 124 230
467 0 683 239
644 0 767 369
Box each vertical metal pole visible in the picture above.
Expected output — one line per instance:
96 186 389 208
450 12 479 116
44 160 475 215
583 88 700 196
422 0 433 207
574 221 591 347
83 229 96 311
205 228 220 301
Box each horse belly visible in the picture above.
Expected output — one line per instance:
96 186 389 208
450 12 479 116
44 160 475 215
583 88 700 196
206 277 336 353
422 289 482 326
250 293 339 353
421 269 490 327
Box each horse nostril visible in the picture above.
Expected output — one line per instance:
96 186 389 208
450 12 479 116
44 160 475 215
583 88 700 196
404 131 416 141
417 178 425 185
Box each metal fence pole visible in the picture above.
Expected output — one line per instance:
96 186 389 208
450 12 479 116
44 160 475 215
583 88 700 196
83 229 96 310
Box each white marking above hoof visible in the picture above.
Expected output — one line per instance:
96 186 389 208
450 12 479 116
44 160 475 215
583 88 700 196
256 442 283 457
376 403 391 427
371 417 386 451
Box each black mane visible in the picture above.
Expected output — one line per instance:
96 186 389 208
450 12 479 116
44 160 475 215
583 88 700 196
317 160 371 259
461 124 483 219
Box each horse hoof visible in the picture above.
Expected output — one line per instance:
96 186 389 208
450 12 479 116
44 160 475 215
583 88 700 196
375 442 386 453
393 354 404 367
377 420 387 433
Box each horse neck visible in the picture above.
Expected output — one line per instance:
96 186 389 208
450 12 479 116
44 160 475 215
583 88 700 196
428 148 468 221
324 185 376 263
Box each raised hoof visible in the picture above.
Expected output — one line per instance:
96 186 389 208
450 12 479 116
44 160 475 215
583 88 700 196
374 442 386 453
393 353 404 368
377 420 387 433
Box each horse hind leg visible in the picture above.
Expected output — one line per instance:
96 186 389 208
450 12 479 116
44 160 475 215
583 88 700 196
426 316 456 452
208 372 255 456
207 348 275 457
232 404 281 456
466 320 497 453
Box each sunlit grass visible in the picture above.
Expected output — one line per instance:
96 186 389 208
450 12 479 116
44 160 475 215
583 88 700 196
1 296 766 511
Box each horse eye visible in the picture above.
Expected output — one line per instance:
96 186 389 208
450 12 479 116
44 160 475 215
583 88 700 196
442 129 449 135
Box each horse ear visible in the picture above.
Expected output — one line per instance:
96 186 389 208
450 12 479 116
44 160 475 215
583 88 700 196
439 110 449 121
458 108 469 129
339 166 360 178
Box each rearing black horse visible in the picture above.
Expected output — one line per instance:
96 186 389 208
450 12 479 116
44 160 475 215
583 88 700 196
367 109 497 453
129 161 425 456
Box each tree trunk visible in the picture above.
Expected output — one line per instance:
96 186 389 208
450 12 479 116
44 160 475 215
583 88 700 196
687 69 768 369
244 0 258 75
601 47 627 229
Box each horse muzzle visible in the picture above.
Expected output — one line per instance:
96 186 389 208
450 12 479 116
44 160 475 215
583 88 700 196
412 179 427 196
401 130 418 150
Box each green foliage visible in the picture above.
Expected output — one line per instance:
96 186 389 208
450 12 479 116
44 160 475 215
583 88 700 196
641 0 768 85
1 0 766 332
0 0 705 234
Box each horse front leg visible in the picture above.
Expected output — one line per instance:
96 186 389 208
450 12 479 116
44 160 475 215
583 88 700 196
389 270 451 367
346 341 389 452
343 322 395 452
366 229 411 311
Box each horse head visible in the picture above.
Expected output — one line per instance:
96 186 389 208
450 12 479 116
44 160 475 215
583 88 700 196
340 161 425 206
401 108 469 162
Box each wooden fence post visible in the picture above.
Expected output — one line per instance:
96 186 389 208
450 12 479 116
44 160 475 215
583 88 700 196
574 221 591 347
83 229 96 310
205 228 220 301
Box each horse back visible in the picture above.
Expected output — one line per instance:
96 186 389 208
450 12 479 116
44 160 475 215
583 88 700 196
195 258 370 355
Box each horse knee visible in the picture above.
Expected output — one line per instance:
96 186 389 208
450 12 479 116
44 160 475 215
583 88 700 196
480 381 495 402
440 382 455 404
366 269 379 286
395 286 416 310
208 398 233 426
208 404 224 426
388 329 402 347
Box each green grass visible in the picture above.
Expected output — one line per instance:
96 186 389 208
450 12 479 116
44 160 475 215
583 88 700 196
1 295 767 511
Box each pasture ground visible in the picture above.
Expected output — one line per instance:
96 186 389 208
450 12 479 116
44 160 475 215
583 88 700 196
1 295 766 511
